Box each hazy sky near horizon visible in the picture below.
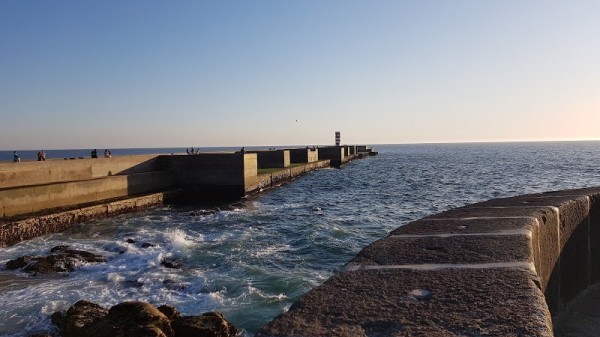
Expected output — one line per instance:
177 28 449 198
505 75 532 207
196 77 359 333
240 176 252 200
1 1 599 150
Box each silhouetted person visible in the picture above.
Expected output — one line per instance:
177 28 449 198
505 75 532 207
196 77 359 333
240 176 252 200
13 151 20 162
37 151 46 161
91 149 98 158
104 149 112 158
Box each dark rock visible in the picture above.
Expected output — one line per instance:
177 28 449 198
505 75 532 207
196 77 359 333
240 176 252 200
189 209 217 216
141 242 156 248
172 312 238 337
127 238 136 244
52 300 237 337
160 258 182 269
52 300 109 337
5 255 42 270
107 301 174 337
124 280 144 288
5 248 106 275
163 279 187 291
158 305 181 321
50 245 70 253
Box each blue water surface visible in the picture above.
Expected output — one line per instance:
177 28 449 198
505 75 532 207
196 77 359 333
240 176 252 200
0 142 599 336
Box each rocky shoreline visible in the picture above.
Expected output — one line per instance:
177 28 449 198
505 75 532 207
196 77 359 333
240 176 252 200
5 246 240 337
49 300 238 337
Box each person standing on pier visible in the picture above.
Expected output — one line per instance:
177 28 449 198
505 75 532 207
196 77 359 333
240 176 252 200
13 151 20 162
104 149 112 158
91 149 98 158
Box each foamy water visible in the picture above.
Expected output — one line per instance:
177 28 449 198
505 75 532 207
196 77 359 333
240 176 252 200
1 142 600 336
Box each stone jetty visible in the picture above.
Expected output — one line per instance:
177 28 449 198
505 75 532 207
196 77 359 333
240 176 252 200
0 145 377 247
257 187 600 336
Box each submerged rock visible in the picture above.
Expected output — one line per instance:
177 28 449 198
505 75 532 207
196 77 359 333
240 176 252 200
5 246 106 275
160 258 182 269
163 279 187 291
52 300 238 337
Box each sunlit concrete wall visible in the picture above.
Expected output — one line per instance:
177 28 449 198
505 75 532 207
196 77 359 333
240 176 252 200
0 171 172 217
0 155 162 189
244 160 330 194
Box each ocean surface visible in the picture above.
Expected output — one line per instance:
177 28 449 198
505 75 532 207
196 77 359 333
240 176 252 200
1 142 600 336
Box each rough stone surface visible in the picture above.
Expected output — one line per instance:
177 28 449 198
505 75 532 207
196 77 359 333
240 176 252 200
425 205 557 220
51 300 109 337
52 300 237 337
171 313 238 337
391 217 538 236
0 191 169 247
257 268 552 337
349 234 532 266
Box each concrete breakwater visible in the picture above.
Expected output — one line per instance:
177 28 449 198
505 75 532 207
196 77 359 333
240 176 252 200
0 145 376 247
257 187 600 336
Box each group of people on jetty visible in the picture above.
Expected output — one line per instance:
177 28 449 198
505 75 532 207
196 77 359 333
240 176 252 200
10 149 112 162
186 147 201 155
91 149 112 158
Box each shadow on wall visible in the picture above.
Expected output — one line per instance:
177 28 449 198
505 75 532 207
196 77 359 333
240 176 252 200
549 193 600 325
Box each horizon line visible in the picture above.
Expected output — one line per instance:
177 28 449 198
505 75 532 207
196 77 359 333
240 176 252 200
2 138 600 152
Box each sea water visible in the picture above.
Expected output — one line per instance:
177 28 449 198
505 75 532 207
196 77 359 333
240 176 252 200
0 142 599 336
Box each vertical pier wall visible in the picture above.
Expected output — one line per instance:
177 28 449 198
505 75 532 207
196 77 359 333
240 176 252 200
289 148 318 164
248 150 291 169
317 146 345 167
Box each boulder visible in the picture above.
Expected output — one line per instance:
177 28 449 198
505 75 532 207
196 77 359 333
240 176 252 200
5 246 106 275
160 258 182 269
51 300 109 337
158 305 181 321
172 313 238 337
52 300 237 337
106 301 174 337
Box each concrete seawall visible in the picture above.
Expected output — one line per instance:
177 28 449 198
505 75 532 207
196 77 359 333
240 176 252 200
0 146 374 246
257 187 600 336
0 192 173 247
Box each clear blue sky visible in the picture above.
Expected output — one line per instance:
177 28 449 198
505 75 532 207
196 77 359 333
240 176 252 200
1 1 599 150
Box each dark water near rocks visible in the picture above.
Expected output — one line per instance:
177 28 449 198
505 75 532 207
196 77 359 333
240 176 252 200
1 142 599 336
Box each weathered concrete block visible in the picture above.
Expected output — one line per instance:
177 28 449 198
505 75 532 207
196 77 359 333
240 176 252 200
391 217 539 236
257 268 552 337
161 153 254 198
318 147 345 168
349 234 533 266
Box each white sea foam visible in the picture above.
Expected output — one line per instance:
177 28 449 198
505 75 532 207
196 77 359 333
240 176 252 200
164 228 200 253
248 286 287 302
251 243 291 258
